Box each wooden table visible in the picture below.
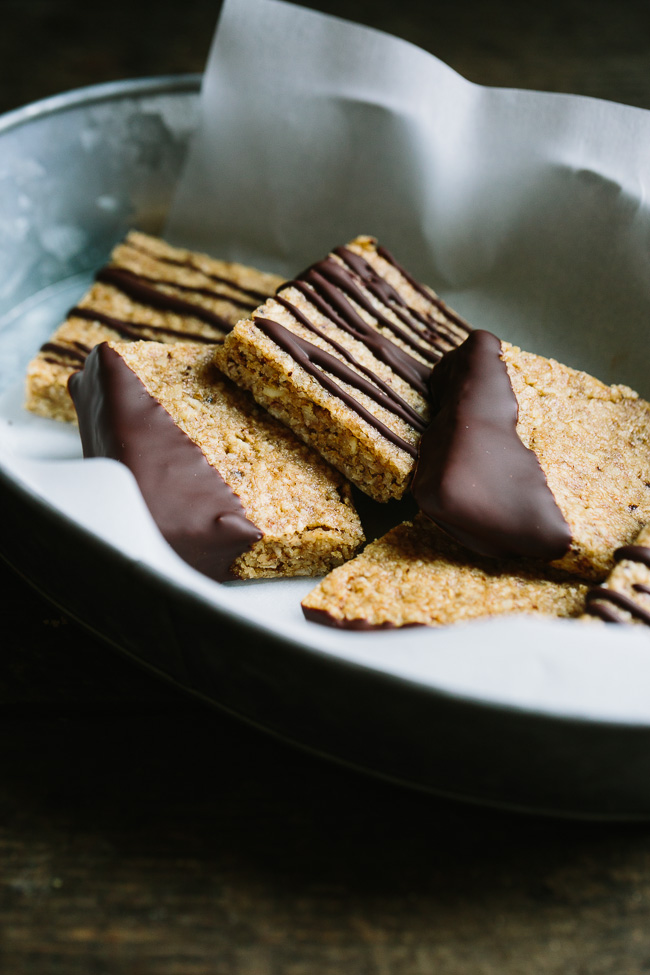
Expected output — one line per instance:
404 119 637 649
3 1 650 972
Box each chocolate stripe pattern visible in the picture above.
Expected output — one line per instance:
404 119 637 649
254 318 420 457
40 341 91 366
124 237 271 304
96 267 234 332
68 306 217 344
38 247 268 369
252 243 469 455
585 544 650 624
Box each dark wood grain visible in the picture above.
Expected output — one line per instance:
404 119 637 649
3 2 650 972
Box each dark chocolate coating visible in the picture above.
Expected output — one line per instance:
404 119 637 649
68 343 262 581
412 330 572 561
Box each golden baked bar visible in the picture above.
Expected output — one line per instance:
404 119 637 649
25 230 284 423
301 514 588 629
583 525 650 626
68 341 364 582
411 330 650 581
215 235 470 502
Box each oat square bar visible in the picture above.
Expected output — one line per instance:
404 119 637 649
301 514 588 629
215 235 470 502
68 341 363 582
26 230 284 423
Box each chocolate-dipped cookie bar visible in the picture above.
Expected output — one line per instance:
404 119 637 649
215 235 470 503
26 231 284 423
68 341 364 582
301 514 588 629
412 330 650 581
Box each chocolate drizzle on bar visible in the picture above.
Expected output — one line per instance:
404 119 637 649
96 267 233 332
306 259 440 364
124 236 271 304
39 303 220 369
614 545 650 569
40 341 91 366
68 343 262 582
252 241 469 456
285 275 431 395
376 245 471 334
38 244 265 368
335 247 468 353
103 267 258 311
585 544 650 624
71 304 218 342
272 295 426 431
254 318 419 457
412 330 572 561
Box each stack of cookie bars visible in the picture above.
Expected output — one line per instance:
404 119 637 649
25 231 650 629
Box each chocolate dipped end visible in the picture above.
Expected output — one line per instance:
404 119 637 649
301 605 424 631
412 330 571 561
68 343 262 581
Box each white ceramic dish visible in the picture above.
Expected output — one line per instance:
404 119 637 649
3 77 650 819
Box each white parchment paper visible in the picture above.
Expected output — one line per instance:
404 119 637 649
167 0 650 393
